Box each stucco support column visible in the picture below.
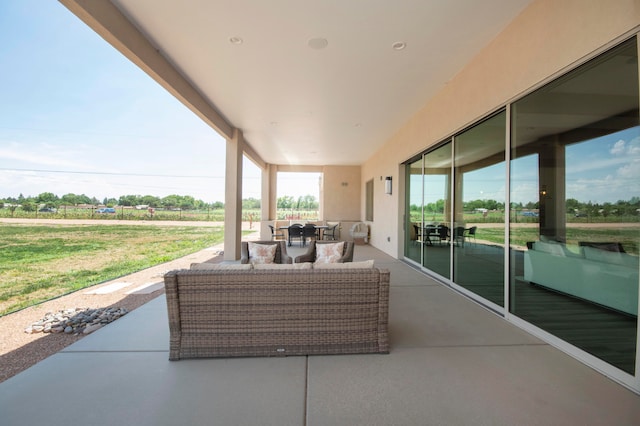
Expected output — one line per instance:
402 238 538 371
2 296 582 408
261 165 271 221
268 166 278 220
538 140 566 242
224 129 244 261
453 167 464 226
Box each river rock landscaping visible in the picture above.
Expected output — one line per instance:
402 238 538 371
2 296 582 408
24 307 128 335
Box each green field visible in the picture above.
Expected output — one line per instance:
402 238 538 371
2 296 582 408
0 206 227 221
0 224 232 316
0 207 321 222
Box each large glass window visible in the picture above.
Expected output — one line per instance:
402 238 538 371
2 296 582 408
453 111 506 306
423 143 452 279
402 37 639 381
405 157 423 264
510 38 639 374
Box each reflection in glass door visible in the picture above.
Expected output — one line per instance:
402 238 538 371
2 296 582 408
405 158 423 264
510 38 639 375
453 112 506 307
423 144 451 279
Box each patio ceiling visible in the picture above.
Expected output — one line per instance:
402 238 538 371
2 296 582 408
65 0 532 166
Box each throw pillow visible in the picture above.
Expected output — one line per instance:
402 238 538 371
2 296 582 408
248 242 278 264
314 260 375 269
190 263 253 270
315 242 345 263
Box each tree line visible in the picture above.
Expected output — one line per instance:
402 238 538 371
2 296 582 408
410 197 640 217
0 192 319 211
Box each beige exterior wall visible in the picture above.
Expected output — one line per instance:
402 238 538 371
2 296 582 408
258 164 360 239
321 165 361 222
363 0 640 257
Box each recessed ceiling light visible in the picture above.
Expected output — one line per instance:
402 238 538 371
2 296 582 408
308 37 328 50
392 41 406 51
229 36 243 45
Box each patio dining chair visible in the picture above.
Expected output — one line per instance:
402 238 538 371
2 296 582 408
465 226 477 244
287 224 304 246
302 223 318 246
268 224 285 241
437 225 449 245
453 226 466 246
323 223 339 240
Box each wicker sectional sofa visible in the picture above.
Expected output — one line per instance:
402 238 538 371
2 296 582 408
164 266 390 360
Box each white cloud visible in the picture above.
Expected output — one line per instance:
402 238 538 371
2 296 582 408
610 139 626 155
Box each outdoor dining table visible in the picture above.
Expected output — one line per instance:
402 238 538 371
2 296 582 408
423 225 447 246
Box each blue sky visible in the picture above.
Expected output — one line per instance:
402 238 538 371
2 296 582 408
0 1 318 203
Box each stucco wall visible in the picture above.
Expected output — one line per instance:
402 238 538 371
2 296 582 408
363 0 640 257
322 165 361 221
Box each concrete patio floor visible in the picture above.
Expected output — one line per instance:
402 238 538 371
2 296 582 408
1 243 639 425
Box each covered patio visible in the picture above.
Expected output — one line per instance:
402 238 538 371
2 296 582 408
1 244 638 425
7 0 633 408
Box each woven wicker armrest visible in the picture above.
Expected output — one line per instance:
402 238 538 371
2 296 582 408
294 251 315 263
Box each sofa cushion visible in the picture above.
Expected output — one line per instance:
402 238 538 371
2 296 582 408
533 240 565 256
314 260 375 269
248 242 278 264
315 242 345 263
190 263 253 270
254 262 313 270
583 246 638 268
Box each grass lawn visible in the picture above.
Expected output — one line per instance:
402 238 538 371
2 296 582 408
0 224 231 316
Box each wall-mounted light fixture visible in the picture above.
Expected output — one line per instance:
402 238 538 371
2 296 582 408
385 176 392 195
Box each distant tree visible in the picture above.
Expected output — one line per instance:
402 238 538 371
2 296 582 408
242 197 260 210
61 193 82 205
141 195 161 208
277 196 294 209
211 201 224 209
299 195 318 209
161 195 179 209
118 194 142 206
21 202 36 212
36 192 59 205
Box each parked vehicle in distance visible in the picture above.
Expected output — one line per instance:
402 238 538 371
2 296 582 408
38 207 57 213
520 211 539 217
96 207 116 214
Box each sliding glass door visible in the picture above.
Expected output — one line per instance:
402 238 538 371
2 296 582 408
422 143 452 278
453 111 506 307
405 158 423 264
510 38 639 375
